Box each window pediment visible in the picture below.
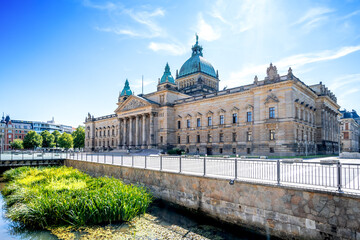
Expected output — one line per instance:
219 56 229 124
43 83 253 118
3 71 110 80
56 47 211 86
264 93 279 104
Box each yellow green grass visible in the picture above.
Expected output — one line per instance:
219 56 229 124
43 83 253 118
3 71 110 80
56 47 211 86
1 166 152 229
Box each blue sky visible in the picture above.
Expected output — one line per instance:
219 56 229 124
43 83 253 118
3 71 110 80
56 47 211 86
1 0 360 127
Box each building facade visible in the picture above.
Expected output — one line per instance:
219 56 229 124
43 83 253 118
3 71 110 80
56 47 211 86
340 109 360 153
0 115 75 151
85 36 340 156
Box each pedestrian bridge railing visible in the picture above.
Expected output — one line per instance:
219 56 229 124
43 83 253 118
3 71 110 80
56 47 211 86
1 152 359 195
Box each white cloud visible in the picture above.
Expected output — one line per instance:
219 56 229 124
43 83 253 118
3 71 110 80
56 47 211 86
292 7 334 31
227 45 360 86
196 13 220 42
148 42 186 56
82 0 118 11
329 73 360 90
84 1 166 39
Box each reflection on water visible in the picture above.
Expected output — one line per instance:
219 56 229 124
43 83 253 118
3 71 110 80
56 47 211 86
0 182 274 240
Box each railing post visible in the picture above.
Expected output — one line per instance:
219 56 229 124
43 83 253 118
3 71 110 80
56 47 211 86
160 155 163 171
203 157 206 176
121 155 123 166
337 161 342 192
234 158 238 179
145 156 147 169
277 159 281 185
22 152 24 161
179 156 182 173
132 155 134 167
11 152 13 160
112 154 114 165
97 154 99 163
86 153 88 161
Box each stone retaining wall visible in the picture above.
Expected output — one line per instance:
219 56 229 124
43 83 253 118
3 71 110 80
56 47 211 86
65 159 360 240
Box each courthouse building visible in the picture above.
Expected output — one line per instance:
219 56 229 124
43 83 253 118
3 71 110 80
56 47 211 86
85 36 340 156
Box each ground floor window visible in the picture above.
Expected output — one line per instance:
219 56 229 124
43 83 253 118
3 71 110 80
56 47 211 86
270 147 274 153
232 148 236 154
247 148 251 154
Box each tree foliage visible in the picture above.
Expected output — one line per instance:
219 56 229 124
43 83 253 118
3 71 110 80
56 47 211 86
72 126 85 149
58 133 73 149
41 130 55 148
52 130 61 147
10 139 24 150
23 131 42 149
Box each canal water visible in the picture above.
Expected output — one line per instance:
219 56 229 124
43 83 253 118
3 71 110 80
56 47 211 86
0 182 275 240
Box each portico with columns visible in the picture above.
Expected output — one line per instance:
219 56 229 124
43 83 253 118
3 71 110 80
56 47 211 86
115 95 159 149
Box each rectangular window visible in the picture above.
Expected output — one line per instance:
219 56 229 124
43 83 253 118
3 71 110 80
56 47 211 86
187 135 190 143
344 132 349 139
178 136 181 144
208 117 212 126
197 118 201 127
187 119 190 128
197 135 200 143
269 107 275 119
232 113 238 123
247 131 252 142
247 112 252 122
232 148 236 154
345 123 349 130
208 134 212 143
220 115 224 125
270 130 275 140
219 148 223 154
219 133 224 142
247 148 251 154
178 121 181 129
270 147 274 153
232 132 237 142
160 136 163 143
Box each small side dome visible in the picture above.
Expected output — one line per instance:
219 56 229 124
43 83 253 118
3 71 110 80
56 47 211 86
160 63 175 84
120 79 133 96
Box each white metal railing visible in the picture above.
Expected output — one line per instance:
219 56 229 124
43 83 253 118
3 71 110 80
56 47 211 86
1 152 359 195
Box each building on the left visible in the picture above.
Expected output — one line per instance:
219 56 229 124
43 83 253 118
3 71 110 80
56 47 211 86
0 114 75 151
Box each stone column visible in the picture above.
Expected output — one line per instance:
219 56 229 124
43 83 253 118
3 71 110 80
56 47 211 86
142 114 147 147
123 118 127 149
118 118 122 149
135 115 139 147
150 113 154 148
129 117 133 146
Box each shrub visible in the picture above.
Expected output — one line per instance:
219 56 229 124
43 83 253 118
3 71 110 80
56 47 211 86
2 166 152 228
167 148 182 155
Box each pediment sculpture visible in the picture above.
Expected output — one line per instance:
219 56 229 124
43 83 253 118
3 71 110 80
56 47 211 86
122 99 147 111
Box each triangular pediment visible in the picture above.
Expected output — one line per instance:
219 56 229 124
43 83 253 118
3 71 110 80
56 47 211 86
115 96 152 113
264 93 279 104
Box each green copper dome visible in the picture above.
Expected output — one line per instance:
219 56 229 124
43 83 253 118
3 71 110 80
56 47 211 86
120 79 133 96
178 35 217 79
160 63 175 84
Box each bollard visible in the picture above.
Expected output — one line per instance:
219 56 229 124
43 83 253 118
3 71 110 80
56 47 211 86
179 156 182 173
203 157 206 176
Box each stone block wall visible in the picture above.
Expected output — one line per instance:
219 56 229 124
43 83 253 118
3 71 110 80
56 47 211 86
65 159 360 240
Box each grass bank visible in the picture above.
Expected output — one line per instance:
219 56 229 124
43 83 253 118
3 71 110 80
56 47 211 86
1 166 152 229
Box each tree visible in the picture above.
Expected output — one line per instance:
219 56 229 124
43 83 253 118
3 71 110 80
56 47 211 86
52 130 61 147
58 132 73 149
41 130 55 148
23 131 42 149
10 139 24 150
72 126 85 149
